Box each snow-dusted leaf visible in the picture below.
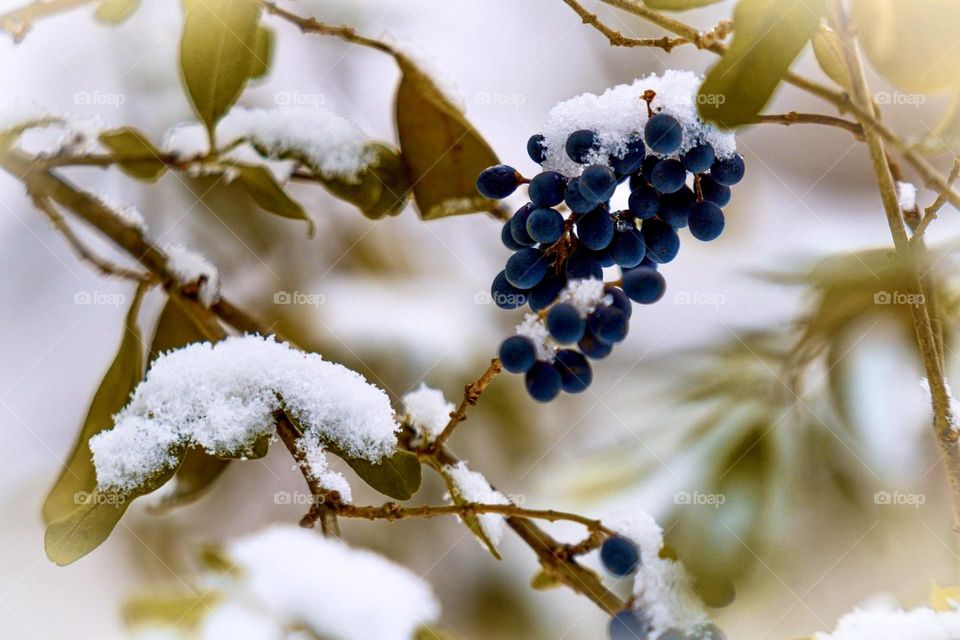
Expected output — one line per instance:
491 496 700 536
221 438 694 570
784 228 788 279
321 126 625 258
394 54 499 220
643 0 723 9
331 444 421 501
811 24 852 92
94 0 140 24
44 451 184 565
42 285 146 525
233 164 314 234
179 0 263 136
100 127 167 182
438 461 510 559
698 0 825 128
319 142 410 220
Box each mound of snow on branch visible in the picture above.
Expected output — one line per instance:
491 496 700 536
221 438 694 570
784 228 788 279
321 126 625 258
90 335 399 494
814 606 960 640
401 383 454 444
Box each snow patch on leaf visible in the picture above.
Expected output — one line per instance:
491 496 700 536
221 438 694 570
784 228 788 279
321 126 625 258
220 525 440 640
444 461 511 548
90 335 399 494
165 244 220 307
401 383 454 445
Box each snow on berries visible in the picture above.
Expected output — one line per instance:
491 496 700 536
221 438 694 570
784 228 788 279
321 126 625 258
478 71 745 402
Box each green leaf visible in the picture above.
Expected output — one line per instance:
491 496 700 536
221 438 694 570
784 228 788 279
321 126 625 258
530 569 562 590
437 465 502 560
99 127 167 182
643 0 722 9
334 446 422 501
44 452 184 565
249 26 273 80
148 300 230 511
318 143 411 220
811 24 852 92
94 0 140 24
122 589 220 630
393 54 500 219
179 0 263 138
234 164 314 234
42 285 146 525
698 0 826 128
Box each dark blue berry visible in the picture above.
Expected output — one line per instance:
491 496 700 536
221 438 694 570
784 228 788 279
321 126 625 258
688 201 725 241
510 203 536 246
608 609 652 640
658 187 695 228
565 248 604 281
628 183 660 219
682 142 715 174
565 129 600 164
651 158 687 194
699 174 731 207
501 220 525 250
639 154 661 181
601 535 641 576
525 361 562 402
610 134 646 176
491 271 528 309
588 306 628 344
578 326 613 359
528 276 566 311
555 349 592 393
527 133 546 164
477 165 520 199
611 228 646 268
622 267 666 304
641 219 680 263
606 287 632 318
656 630 688 640
529 171 567 208
564 177 595 214
576 207 615 251
710 154 745 186
639 255 659 270
546 303 585 344
526 207 564 244
644 113 683 154
499 336 536 373
580 164 618 202
587 245 616 268
692 624 727 640
505 248 548 289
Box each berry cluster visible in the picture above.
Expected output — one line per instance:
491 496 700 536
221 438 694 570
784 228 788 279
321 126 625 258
478 103 744 402
600 535 727 640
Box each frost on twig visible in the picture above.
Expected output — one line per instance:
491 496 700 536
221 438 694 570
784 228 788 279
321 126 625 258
90 335 399 496
401 383 454 445
202 526 440 640
164 244 220 307
920 377 960 432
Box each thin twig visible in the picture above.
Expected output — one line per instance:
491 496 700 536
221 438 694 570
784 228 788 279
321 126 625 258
258 0 397 55
913 157 960 242
0 0 94 42
753 112 863 139
429 358 502 452
560 0 688 51
276 414 341 536
31 194 155 282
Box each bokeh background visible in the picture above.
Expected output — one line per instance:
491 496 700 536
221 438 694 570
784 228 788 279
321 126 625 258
2 0 960 638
